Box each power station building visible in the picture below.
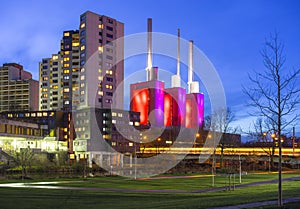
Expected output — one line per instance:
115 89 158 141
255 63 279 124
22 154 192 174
130 19 204 130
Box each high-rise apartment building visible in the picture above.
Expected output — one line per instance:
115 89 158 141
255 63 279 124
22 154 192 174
0 63 38 112
39 30 80 111
79 11 124 109
39 54 62 110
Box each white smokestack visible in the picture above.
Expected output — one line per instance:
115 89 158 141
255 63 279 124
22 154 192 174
188 40 193 90
177 28 180 76
172 28 181 88
188 40 199 93
146 18 153 81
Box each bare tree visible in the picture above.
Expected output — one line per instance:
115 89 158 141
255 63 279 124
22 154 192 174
248 118 275 170
11 147 34 180
243 32 300 207
206 107 236 186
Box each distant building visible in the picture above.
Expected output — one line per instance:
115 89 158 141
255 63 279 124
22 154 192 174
0 63 38 112
0 111 72 153
0 118 67 153
39 30 80 111
73 108 141 160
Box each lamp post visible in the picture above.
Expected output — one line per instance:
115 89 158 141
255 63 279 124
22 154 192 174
157 138 161 155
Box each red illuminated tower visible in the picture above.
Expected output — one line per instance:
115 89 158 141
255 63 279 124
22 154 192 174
130 19 164 127
164 29 186 127
185 40 204 129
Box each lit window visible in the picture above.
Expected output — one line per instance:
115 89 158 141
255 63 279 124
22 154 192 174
64 32 70 37
72 42 79 47
129 142 133 147
98 91 103 96
98 46 103 53
64 88 70 93
80 75 85 80
98 68 102 73
112 119 116 124
65 51 70 55
106 70 113 75
53 85 58 89
64 63 70 67
129 121 133 126
80 45 85 51
112 112 117 117
52 55 58 60
42 94 48 98
118 113 123 117
80 90 85 95
63 57 70 61
42 88 48 92
134 122 140 126
112 142 116 146
80 83 85 87
80 23 85 28
64 101 70 105
81 68 85 72
98 76 103 81
63 69 70 74
98 24 103 29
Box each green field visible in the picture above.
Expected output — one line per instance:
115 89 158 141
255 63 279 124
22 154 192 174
0 172 300 209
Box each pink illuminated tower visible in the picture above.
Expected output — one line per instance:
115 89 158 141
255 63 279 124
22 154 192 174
164 29 186 127
130 18 165 127
185 40 204 129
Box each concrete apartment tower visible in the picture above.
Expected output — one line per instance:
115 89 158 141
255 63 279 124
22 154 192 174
79 11 124 109
39 30 80 111
0 63 38 112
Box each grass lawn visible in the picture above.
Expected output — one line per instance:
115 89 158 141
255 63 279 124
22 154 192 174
0 172 299 209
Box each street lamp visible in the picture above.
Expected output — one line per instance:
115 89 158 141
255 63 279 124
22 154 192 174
271 132 283 207
157 138 161 155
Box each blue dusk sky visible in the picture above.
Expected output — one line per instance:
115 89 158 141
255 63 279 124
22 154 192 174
0 0 299 135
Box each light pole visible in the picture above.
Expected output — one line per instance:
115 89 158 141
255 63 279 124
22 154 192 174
239 154 242 184
157 138 161 155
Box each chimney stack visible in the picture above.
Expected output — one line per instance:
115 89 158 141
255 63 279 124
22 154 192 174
188 40 199 93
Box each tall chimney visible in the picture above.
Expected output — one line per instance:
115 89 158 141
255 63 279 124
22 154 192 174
188 40 193 86
171 28 181 88
177 28 180 76
188 40 199 93
147 18 153 81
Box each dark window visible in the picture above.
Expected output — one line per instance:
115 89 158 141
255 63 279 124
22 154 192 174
80 38 85 44
53 62 58 65
99 32 102 36
106 92 113 96
106 55 113 60
106 26 113 31
42 60 48 64
42 65 48 69
98 98 102 103
106 33 113 39
80 30 85 36
99 39 102 44
80 15 86 21
106 77 113 82
53 73 58 77
53 67 58 71
106 41 113 46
